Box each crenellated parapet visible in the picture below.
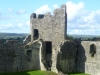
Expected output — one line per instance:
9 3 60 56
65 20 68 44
30 13 44 19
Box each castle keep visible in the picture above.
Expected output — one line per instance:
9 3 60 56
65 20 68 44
0 4 100 75
30 4 67 72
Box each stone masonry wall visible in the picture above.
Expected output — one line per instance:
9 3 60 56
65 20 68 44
0 4 67 73
30 4 67 42
57 40 77 73
0 40 42 73
1 4 100 75
30 4 67 73
77 41 100 75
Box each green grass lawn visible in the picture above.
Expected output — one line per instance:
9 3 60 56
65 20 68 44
0 70 91 75
0 70 58 75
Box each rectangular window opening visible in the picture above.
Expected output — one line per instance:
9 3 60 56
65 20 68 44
27 50 32 62
34 29 39 37
46 41 52 54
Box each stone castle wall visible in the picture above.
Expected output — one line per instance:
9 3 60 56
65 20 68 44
0 4 100 75
1 39 100 75
0 40 42 73
57 40 77 73
30 4 67 42
30 4 67 73
77 41 100 75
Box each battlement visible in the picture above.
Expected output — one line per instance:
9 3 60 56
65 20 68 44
30 4 66 19
30 12 52 19
30 13 44 19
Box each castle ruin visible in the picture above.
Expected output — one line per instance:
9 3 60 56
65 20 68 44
0 4 100 75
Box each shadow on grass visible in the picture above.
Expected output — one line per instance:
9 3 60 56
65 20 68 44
0 70 58 75
0 71 30 75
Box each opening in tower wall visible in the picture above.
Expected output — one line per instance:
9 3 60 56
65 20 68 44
27 50 32 62
90 44 96 57
34 29 39 40
45 41 52 71
46 41 52 53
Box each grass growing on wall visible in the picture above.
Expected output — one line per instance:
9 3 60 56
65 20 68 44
0 70 58 75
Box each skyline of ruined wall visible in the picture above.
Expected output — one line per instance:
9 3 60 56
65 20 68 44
30 4 67 42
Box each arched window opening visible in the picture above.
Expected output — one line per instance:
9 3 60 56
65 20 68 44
90 44 96 57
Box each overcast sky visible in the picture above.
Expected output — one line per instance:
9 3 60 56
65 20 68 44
0 0 100 35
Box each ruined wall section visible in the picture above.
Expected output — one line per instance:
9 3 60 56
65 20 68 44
0 41 27 72
0 40 42 73
30 5 67 73
24 41 42 70
52 4 67 47
30 4 67 43
78 41 100 75
57 40 77 73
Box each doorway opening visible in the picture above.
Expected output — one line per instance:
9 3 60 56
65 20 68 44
27 50 32 62
45 41 52 71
